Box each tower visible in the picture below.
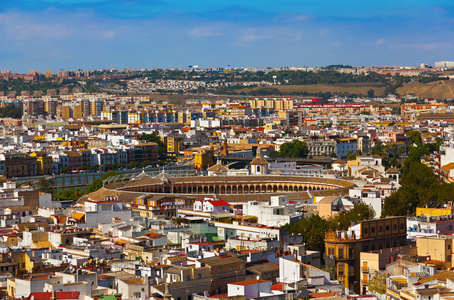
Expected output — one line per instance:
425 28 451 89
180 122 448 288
249 147 268 175
222 138 228 156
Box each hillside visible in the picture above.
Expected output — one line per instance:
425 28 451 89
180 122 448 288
396 80 454 99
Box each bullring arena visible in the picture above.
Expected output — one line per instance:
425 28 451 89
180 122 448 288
84 171 356 203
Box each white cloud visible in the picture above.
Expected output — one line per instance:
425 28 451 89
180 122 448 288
189 26 222 37
376 38 385 46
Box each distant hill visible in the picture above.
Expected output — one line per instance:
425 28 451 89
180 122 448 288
396 80 454 99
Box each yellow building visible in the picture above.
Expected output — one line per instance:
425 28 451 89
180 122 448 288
59 106 71 119
29 152 53 175
167 136 184 156
359 245 417 294
416 236 454 267
325 216 407 293
416 203 454 217
45 70 52 78
4 153 33 178
73 105 83 119
194 149 215 170
178 112 188 124
11 251 44 274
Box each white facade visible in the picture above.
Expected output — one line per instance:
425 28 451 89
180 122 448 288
349 188 382 218
279 257 330 286
72 199 132 228
268 162 323 177
242 196 301 227
193 198 230 213
15 276 62 299
227 280 272 298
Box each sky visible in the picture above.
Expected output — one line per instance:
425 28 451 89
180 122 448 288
1 0 454 73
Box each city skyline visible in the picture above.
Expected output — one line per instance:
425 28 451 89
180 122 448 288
1 0 453 72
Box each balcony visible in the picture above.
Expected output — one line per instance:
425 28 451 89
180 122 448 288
324 254 354 261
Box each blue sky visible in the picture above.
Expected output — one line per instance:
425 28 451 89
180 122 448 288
1 0 453 72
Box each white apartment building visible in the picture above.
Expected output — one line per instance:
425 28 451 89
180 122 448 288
242 195 302 227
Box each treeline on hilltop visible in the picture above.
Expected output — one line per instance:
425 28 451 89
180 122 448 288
1 69 449 97
0 76 87 93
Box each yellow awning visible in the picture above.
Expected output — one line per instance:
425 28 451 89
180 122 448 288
72 212 85 220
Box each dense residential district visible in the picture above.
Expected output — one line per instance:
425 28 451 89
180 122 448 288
5 67 454 300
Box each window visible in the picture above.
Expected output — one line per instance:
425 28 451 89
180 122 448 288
338 248 344 259
338 264 344 276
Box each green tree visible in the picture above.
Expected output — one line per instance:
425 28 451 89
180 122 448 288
368 272 387 294
406 130 422 147
54 189 83 201
285 203 375 254
371 141 384 156
397 146 406 157
139 133 167 159
437 183 454 203
382 160 439 216
35 177 52 193
367 89 375 98
278 140 309 158
390 143 398 154
85 171 120 194
327 203 375 231
0 104 22 118
288 214 328 253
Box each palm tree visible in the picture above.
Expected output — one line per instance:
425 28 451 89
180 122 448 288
35 177 52 194
397 146 406 157
390 143 398 154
